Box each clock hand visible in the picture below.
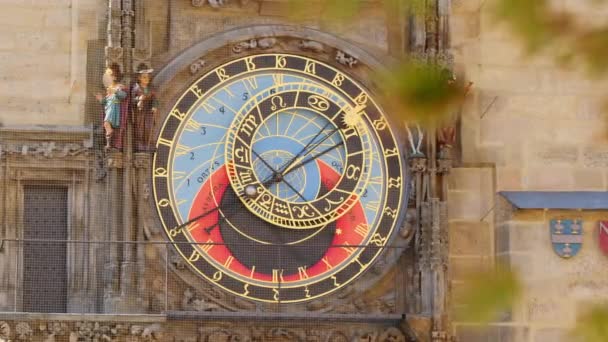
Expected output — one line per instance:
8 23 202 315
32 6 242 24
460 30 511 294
173 146 316 235
259 126 341 188
171 197 246 236
277 104 364 179
173 205 220 231
171 196 242 234
279 126 341 176
281 141 345 179
203 222 219 235
251 149 307 202
270 119 334 178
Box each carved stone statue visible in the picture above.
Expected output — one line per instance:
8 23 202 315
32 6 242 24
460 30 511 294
15 322 33 341
132 68 159 151
336 50 358 68
182 288 221 312
0 321 10 340
298 40 324 53
96 63 128 150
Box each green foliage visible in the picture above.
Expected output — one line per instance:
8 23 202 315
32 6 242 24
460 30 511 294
493 0 562 52
493 0 608 74
285 0 362 23
286 0 426 23
408 0 427 15
572 306 608 342
575 28 608 75
375 60 469 127
322 0 362 22
454 267 522 324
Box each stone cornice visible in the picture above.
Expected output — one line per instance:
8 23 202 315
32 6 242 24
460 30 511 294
0 125 94 159
0 125 93 142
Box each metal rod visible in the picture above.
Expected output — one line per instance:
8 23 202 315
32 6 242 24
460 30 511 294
164 244 168 314
167 311 405 323
13 240 19 312
1 154 8 251
0 239 408 250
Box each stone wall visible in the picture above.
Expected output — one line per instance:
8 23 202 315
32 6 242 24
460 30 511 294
149 0 391 71
0 0 104 126
0 0 394 127
450 1 608 341
453 0 608 192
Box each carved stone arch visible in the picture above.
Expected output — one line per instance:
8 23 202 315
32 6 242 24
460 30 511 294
153 24 393 88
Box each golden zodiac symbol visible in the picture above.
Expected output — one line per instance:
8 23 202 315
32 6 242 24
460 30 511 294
271 96 287 111
292 205 316 219
331 275 341 287
191 85 204 98
157 199 170 207
154 167 168 177
345 165 361 180
273 202 290 215
188 250 202 262
304 60 316 74
354 92 368 106
258 192 273 210
245 57 256 71
235 146 249 163
276 55 287 68
216 68 229 81
170 108 186 120
169 228 182 237
370 233 388 246
373 117 387 131
323 197 345 212
384 147 399 157
239 115 258 137
388 177 402 188
332 73 345 87
307 95 330 111
384 207 397 218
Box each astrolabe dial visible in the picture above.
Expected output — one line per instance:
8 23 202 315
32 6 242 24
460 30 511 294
153 54 407 303
225 83 373 229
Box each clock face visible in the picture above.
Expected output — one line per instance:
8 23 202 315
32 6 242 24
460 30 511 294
153 54 407 303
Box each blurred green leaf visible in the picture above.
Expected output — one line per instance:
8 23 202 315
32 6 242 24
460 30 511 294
375 60 469 127
576 28 608 75
410 0 427 15
284 0 423 25
285 0 362 23
493 0 569 52
322 0 362 22
454 266 521 324
285 0 316 21
572 306 608 342
493 0 608 75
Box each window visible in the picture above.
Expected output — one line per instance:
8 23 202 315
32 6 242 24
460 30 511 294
22 185 68 313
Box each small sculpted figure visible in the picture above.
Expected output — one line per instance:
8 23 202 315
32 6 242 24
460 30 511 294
132 68 159 151
96 64 128 150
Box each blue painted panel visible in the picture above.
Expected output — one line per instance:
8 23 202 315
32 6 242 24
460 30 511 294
499 191 608 210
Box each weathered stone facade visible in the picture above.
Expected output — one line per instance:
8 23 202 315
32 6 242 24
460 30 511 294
0 0 606 341
450 1 608 341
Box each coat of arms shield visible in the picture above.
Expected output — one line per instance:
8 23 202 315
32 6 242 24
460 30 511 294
599 221 608 256
550 219 583 258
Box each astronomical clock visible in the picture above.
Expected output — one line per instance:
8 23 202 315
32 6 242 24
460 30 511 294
153 46 410 308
